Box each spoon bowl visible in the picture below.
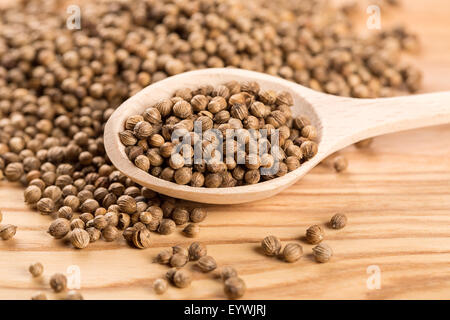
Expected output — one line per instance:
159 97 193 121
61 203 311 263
104 68 450 204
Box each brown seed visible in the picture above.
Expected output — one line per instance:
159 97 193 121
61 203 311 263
24 185 42 204
86 227 101 243
197 255 217 272
306 225 324 244
134 121 153 139
0 224 17 240
172 245 189 257
36 197 55 215
183 223 200 238
158 219 176 235
333 155 348 172
50 273 67 293
70 228 90 249
102 225 119 242
173 269 192 288
172 207 190 225
58 206 73 220
261 235 281 256
117 195 136 214
312 243 333 263
188 242 207 261
48 218 71 239
330 213 347 229
93 215 108 230
282 243 303 262
220 266 238 281
5 162 24 181
153 278 168 295
156 249 173 264
224 277 246 299
135 155 150 172
166 267 178 282
132 228 152 249
70 219 85 230
170 253 188 268
189 208 207 223
29 262 44 277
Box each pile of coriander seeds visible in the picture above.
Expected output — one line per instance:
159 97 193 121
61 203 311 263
0 0 421 249
120 82 318 187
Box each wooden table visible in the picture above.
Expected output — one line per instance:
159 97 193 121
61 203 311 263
0 1 449 300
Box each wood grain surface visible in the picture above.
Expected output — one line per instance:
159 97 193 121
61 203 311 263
0 0 449 300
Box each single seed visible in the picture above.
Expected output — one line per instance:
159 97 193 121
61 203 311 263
333 155 348 172
48 218 70 239
197 255 217 272
29 262 44 277
153 278 168 295
132 228 152 249
158 219 176 235
183 223 200 238
305 225 324 244
224 277 246 299
330 213 347 229
70 228 90 249
220 266 238 281
170 253 188 268
173 269 192 288
50 273 67 293
282 243 303 262
0 224 17 240
312 243 333 263
261 235 282 256
156 249 173 264
190 208 207 223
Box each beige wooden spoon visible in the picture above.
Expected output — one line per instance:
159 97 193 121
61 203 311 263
104 68 450 204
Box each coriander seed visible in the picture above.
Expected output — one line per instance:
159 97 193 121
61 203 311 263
102 225 119 242
224 277 246 299
282 243 303 262
47 218 70 239
173 269 192 288
188 242 207 261
190 208 207 223
306 225 325 244
197 256 217 273
183 223 200 238
330 213 347 229
158 219 176 235
333 156 348 172
0 224 17 240
261 235 282 256
156 249 173 264
131 228 152 249
50 273 67 293
312 243 333 263
170 253 188 268
153 278 168 295
220 266 238 281
70 228 90 249
29 262 44 277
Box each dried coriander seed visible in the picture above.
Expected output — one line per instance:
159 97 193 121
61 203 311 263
183 223 200 238
282 243 303 263
24 185 42 204
0 224 17 240
86 227 101 243
197 256 217 273
29 262 44 277
102 225 119 242
190 208 207 223
188 242 207 261
261 235 282 256
173 269 192 288
50 273 67 293
224 277 246 299
131 228 152 249
170 253 188 268
47 218 70 239
156 249 173 264
312 243 333 263
333 156 348 172
70 228 90 249
153 278 168 295
330 213 347 229
158 219 176 235
306 225 325 244
220 266 238 281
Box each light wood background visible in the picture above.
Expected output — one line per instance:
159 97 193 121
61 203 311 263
0 1 449 300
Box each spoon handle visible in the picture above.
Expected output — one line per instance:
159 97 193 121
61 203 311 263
316 91 450 151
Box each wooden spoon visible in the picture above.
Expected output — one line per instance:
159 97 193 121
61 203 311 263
104 68 450 204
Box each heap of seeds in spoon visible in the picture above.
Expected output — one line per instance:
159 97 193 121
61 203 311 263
0 0 421 247
120 82 318 187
